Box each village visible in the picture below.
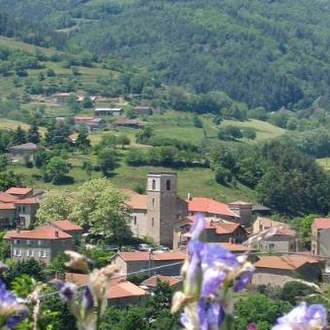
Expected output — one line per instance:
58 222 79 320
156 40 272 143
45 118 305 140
0 171 328 308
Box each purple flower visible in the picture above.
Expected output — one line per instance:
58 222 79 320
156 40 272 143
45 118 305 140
81 286 94 316
272 302 327 330
56 280 77 303
190 213 206 240
0 280 28 329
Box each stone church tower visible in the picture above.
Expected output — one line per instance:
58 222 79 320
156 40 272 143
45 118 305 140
147 172 178 248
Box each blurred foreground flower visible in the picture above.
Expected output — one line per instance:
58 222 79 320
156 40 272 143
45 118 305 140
172 214 254 330
272 302 327 330
57 251 119 330
0 279 28 330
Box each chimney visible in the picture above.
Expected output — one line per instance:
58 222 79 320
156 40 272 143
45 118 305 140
55 231 59 238
187 193 192 201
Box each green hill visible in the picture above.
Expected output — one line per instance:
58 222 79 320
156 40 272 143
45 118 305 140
0 0 329 112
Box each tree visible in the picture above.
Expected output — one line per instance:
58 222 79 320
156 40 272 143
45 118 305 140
75 128 91 152
27 120 40 144
241 127 257 140
1 259 47 288
0 171 23 191
36 190 74 225
42 156 71 184
235 293 291 330
97 147 117 176
12 125 27 145
69 178 132 244
117 134 130 149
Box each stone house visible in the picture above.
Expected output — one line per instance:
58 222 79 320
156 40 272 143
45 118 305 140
94 107 123 117
178 216 247 247
251 217 297 253
140 274 182 292
4 226 73 265
133 106 153 116
311 218 330 258
110 251 186 279
64 273 147 308
124 173 188 248
9 143 39 163
50 220 83 237
252 255 323 286
0 189 39 229
14 198 39 228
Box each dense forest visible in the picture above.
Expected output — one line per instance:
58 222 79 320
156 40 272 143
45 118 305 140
1 0 330 112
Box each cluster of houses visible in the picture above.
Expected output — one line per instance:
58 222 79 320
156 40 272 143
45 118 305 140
73 105 152 132
0 172 328 306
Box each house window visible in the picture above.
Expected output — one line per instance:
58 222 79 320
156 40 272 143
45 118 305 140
166 179 171 191
26 240 31 245
269 243 275 252
14 240 19 245
38 240 43 246
152 198 155 207
14 249 21 257
133 216 137 225
42 250 47 258
152 179 156 190
38 250 42 258
27 250 34 257
22 206 26 213
152 217 154 227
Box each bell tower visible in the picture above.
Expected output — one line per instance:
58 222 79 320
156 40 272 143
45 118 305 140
147 172 177 248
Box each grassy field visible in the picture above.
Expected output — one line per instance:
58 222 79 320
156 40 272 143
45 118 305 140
0 36 59 56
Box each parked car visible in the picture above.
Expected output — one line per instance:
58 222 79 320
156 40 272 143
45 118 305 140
137 243 152 251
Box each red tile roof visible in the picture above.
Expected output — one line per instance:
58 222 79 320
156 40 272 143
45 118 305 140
217 242 255 253
75 116 94 121
116 251 187 262
254 255 319 271
50 220 83 232
13 198 39 205
152 252 186 261
5 187 33 196
0 202 16 210
215 223 241 235
0 193 18 203
4 226 72 240
187 197 239 218
140 275 182 288
117 252 150 261
254 217 296 236
65 273 89 285
122 189 147 210
312 218 330 230
108 280 147 299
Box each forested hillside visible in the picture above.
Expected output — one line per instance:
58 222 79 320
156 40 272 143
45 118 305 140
1 0 330 112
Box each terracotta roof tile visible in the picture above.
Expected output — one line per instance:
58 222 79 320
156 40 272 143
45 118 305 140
215 223 241 235
107 281 147 299
0 193 18 203
4 226 72 240
116 251 187 262
0 202 16 210
13 198 39 205
152 252 186 261
312 218 330 230
140 275 182 288
117 252 150 261
75 116 94 121
187 197 239 218
51 220 83 232
65 273 89 286
254 255 319 271
122 189 147 210
216 242 255 253
5 187 33 196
